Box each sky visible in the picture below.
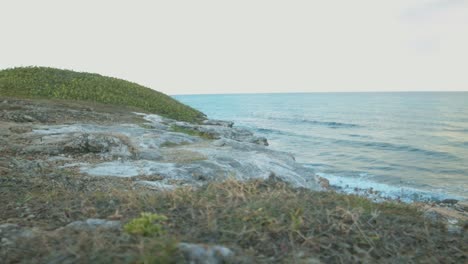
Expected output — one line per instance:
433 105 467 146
1 0 467 95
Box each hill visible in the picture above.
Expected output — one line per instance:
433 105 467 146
0 67 205 122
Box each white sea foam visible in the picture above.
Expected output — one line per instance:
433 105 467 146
316 172 460 203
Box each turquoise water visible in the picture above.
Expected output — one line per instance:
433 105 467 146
175 93 468 202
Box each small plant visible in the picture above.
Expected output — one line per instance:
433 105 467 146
289 208 304 232
124 212 168 236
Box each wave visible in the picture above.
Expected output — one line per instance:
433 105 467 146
266 116 361 129
301 120 361 128
316 172 461 203
333 139 458 160
347 134 372 139
255 128 293 136
443 128 468 133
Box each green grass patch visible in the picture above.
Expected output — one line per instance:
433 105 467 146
170 124 217 139
124 212 168 237
0 67 206 122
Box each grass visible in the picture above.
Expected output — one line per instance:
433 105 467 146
0 67 206 122
1 171 466 263
170 124 217 139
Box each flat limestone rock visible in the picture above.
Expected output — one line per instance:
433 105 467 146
66 219 121 231
20 111 319 190
178 243 234 264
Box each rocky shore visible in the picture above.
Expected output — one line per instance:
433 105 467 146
0 98 319 191
1 98 467 263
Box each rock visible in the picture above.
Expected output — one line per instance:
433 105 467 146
249 136 269 146
66 219 121 231
455 201 468 212
447 220 463 234
317 176 331 189
22 115 36 122
202 119 234 128
137 181 176 190
440 199 458 205
22 145 62 155
178 243 234 264
423 206 468 234
80 136 318 190
0 224 35 247
31 113 320 190
9 126 33 134
171 122 268 146
138 151 163 161
4 113 36 122
64 133 132 157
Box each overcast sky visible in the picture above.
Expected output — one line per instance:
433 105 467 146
1 0 467 94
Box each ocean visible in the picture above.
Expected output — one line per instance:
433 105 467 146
175 92 468 202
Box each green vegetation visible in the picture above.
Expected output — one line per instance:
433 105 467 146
0 67 206 122
1 172 466 263
170 124 217 139
124 213 168 237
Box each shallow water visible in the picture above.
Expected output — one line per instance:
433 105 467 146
175 92 468 202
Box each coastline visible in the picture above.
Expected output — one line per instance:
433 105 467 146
1 98 466 262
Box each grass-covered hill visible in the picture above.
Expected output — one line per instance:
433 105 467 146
0 67 205 122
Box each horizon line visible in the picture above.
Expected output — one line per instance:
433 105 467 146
170 90 468 96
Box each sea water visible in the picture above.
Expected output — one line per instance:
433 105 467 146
175 92 468 202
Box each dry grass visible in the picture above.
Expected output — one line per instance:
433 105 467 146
1 172 467 263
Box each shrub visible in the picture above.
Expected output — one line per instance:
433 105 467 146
124 212 168 237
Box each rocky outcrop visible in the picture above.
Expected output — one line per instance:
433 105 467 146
24 113 318 190
64 133 134 158
421 201 468 234
171 120 269 146
1 99 320 202
202 119 234 128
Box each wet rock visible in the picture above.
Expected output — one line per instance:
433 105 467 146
66 219 121 231
249 136 269 146
178 243 234 264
